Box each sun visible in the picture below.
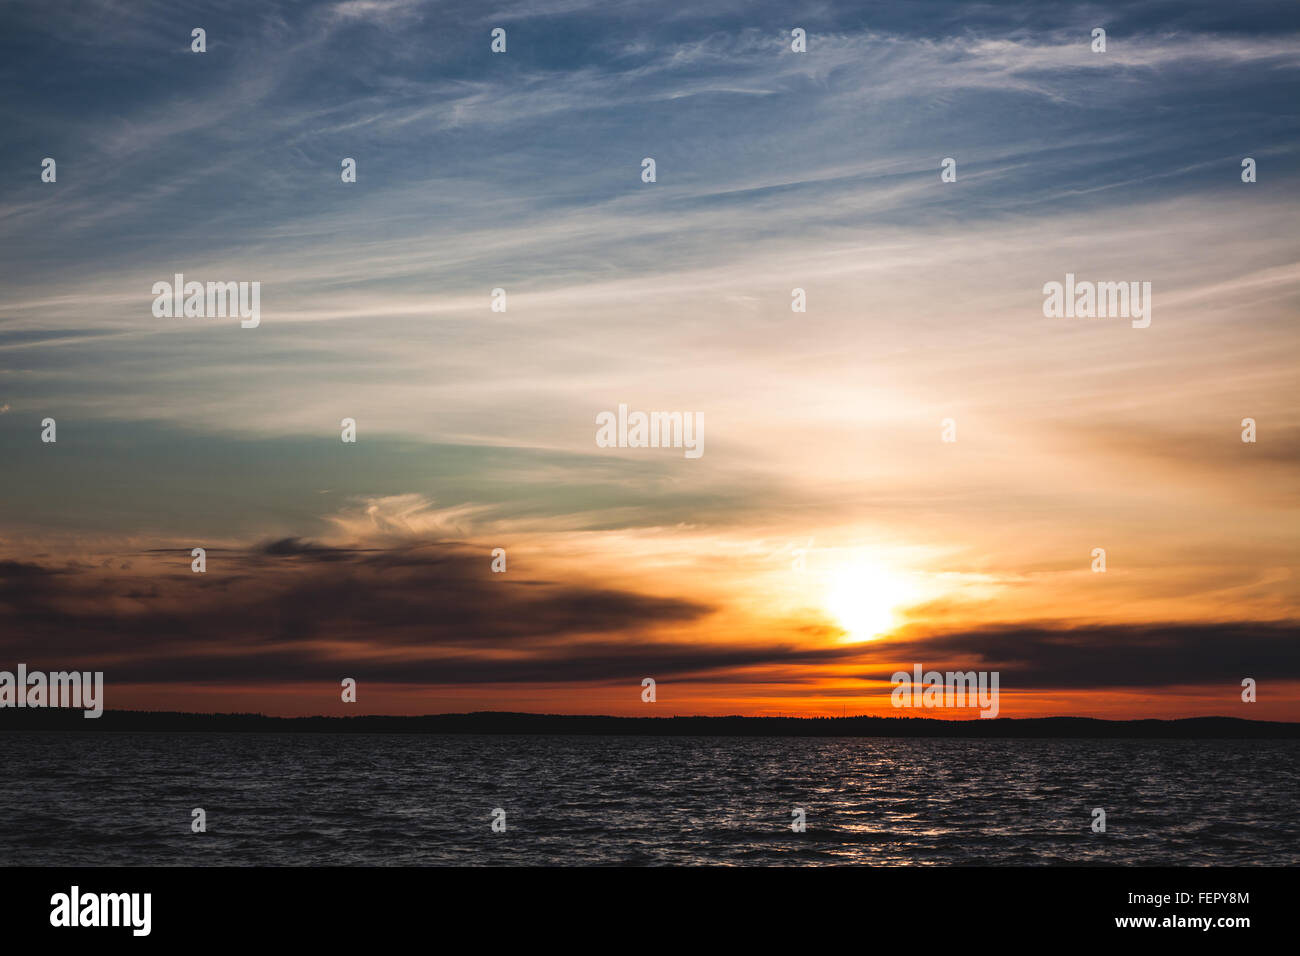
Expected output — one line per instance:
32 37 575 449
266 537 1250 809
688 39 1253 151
824 560 913 642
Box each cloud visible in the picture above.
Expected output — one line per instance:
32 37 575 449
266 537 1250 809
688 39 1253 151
321 493 490 541
868 622 1300 688
2 543 1296 692
0 536 722 683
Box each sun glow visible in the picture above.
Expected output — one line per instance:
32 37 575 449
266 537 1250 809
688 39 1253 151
825 560 916 642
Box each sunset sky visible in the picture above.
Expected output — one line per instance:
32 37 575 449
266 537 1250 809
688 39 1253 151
1 0 1297 719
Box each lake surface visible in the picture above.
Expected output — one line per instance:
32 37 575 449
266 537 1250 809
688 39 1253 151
2 733 1296 865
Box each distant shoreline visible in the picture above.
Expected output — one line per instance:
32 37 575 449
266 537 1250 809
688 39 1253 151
1 710 1297 738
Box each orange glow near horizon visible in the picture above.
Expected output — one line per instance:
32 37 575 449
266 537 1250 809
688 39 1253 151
98 678 1300 723
5 518 1297 721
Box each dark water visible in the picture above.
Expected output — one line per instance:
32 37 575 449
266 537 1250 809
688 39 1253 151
2 733 1296 865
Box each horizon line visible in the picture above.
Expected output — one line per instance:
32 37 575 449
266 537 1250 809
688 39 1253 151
4 709 1298 739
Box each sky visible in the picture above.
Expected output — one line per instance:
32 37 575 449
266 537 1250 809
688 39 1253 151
0 0 1297 719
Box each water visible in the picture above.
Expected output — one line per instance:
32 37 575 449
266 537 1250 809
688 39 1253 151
2 733 1296 865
